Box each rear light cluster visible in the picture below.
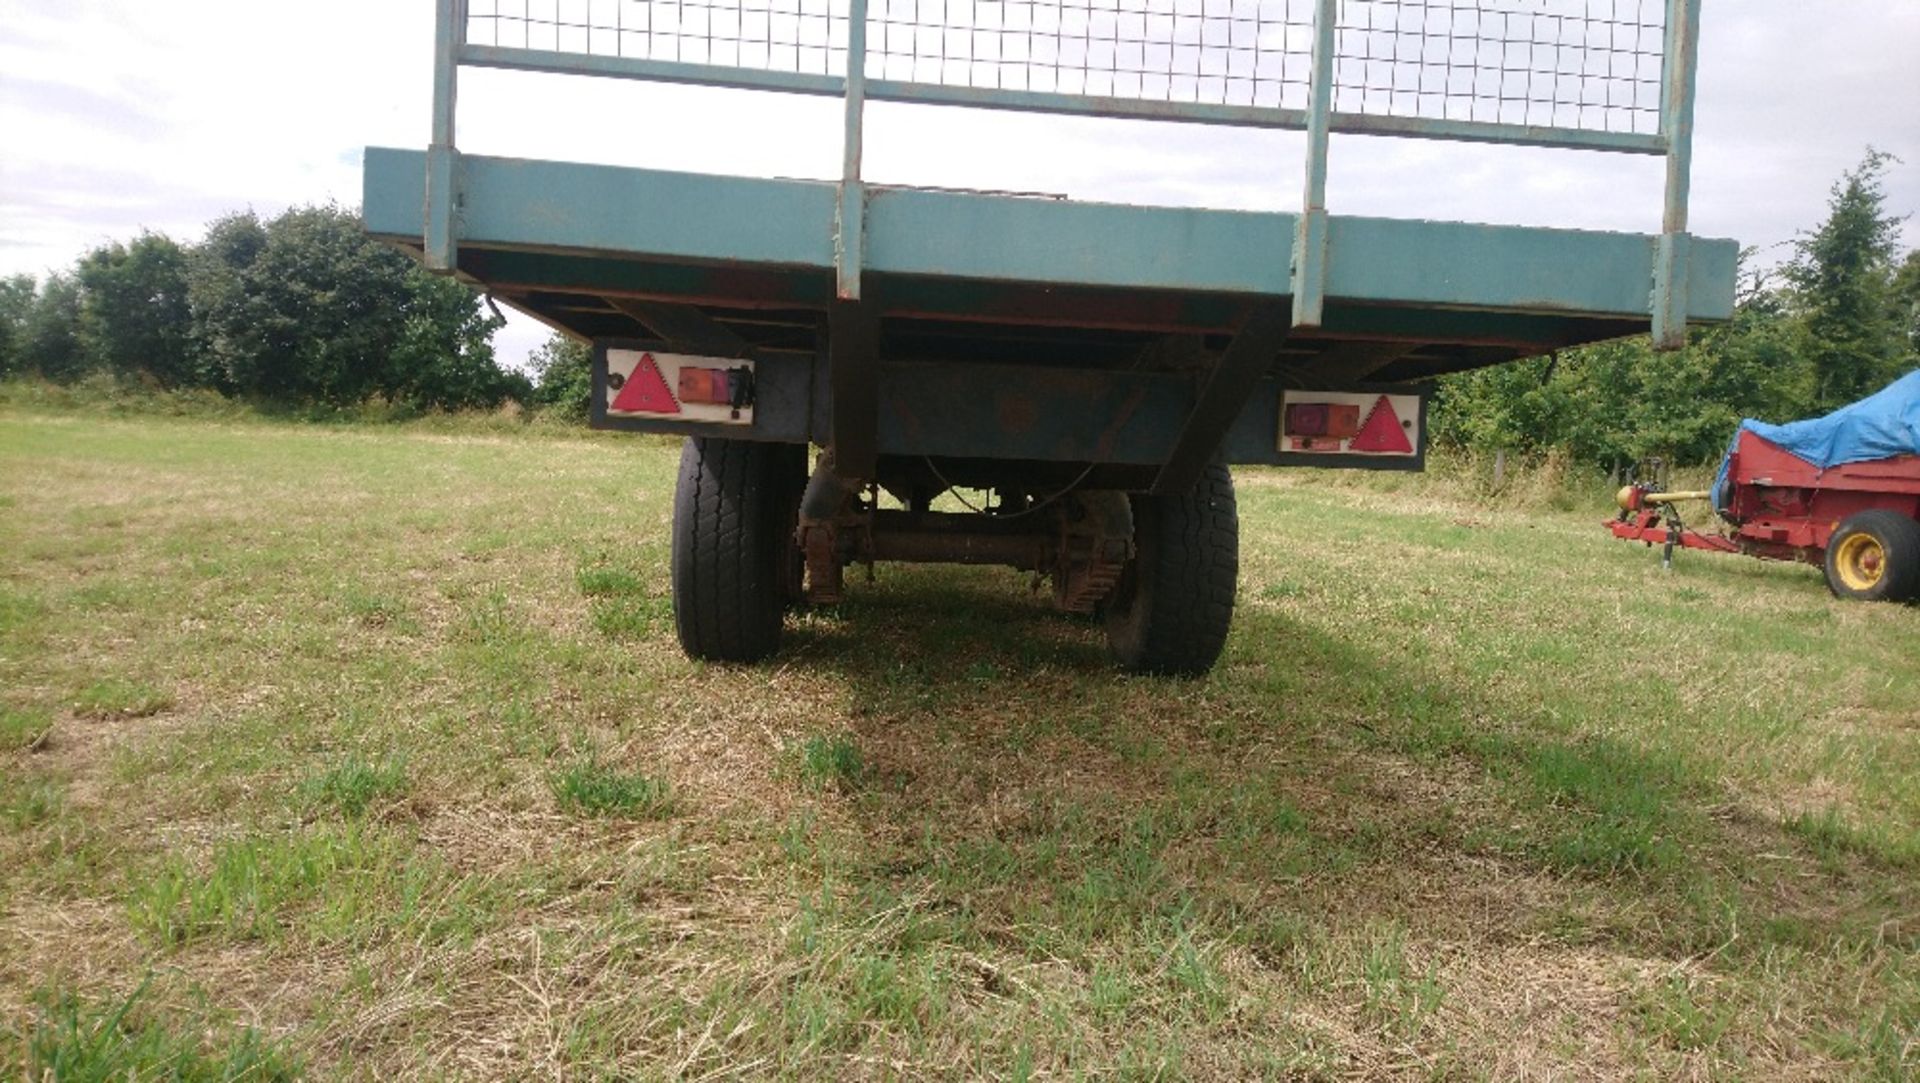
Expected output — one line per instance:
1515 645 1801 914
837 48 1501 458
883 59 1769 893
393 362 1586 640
677 367 732 405
1284 402 1360 439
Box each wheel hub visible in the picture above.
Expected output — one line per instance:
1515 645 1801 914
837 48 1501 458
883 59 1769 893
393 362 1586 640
1835 532 1886 592
1054 491 1134 614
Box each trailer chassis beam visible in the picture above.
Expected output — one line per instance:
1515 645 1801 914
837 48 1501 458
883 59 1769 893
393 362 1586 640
603 297 752 357
1151 304 1290 496
828 299 882 479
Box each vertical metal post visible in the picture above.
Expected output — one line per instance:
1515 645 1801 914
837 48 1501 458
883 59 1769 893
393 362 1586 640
426 0 465 272
829 0 880 479
836 0 871 301
1651 0 1701 349
1290 0 1339 329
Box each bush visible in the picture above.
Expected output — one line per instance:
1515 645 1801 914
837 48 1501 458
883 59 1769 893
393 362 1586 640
528 335 593 422
8 205 529 414
1432 151 1917 468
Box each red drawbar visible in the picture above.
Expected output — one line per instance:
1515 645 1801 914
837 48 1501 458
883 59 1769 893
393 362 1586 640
610 353 681 414
1349 395 1413 454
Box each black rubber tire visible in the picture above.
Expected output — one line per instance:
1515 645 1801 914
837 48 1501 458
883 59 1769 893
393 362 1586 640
1823 509 1920 603
1103 464 1239 676
670 437 805 662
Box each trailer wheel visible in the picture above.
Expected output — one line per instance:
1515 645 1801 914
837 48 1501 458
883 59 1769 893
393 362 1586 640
1824 510 1920 602
671 437 805 662
1103 464 1238 676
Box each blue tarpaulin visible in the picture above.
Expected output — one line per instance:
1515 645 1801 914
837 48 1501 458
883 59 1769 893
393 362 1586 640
1713 370 1920 513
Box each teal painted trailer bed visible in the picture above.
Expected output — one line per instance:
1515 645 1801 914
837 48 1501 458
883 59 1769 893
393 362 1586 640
362 149 1737 378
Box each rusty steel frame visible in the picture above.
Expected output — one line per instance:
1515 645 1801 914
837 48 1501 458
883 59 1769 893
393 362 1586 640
1152 303 1291 496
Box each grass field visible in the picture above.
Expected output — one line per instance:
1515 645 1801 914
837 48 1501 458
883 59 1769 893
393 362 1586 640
2 406 1916 1080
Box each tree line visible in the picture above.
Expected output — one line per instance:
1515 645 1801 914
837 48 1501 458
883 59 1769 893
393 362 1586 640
1431 151 1920 467
0 205 528 411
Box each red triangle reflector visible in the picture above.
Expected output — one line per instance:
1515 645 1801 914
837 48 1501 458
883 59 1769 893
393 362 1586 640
1349 395 1412 453
611 353 681 414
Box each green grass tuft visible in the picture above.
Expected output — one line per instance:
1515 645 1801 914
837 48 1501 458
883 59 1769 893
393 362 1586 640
24 981 299 1082
1519 737 1686 874
577 563 669 639
576 565 647 597
1358 924 1447 1038
3 776 65 830
1 706 54 751
70 679 173 720
298 755 409 817
1786 805 1920 870
588 595 671 639
125 826 406 945
1633 974 1736 1053
551 759 676 818
797 733 864 792
339 588 407 629
0 585 49 634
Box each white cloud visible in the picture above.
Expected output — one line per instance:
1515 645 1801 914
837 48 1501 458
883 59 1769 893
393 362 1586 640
4 0 1917 371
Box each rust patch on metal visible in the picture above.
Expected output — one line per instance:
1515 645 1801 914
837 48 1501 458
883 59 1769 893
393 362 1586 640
1091 383 1152 462
995 391 1040 435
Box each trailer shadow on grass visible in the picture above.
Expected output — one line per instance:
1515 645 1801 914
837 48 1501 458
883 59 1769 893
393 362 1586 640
766 568 1917 1062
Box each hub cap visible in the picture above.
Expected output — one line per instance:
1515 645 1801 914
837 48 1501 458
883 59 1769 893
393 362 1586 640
1833 532 1886 592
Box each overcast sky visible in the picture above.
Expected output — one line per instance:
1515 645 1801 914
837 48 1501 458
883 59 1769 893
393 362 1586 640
3 1 1916 370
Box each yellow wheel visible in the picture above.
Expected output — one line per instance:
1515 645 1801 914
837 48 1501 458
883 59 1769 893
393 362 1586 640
1830 532 1885 593
1824 510 1920 602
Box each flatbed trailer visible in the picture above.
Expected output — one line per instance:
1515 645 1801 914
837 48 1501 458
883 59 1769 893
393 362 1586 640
366 0 1736 674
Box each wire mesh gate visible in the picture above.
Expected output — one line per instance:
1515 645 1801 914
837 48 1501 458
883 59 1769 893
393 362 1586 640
429 0 1702 343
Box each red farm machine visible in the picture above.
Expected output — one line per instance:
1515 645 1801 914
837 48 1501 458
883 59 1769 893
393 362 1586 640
1609 371 1920 602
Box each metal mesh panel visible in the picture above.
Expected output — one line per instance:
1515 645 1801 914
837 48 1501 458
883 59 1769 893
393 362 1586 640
465 0 1668 134
467 0 852 75
1335 1 1665 134
866 0 1318 109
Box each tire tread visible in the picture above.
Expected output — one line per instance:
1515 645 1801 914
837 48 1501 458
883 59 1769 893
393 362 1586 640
1106 464 1239 676
671 437 794 662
